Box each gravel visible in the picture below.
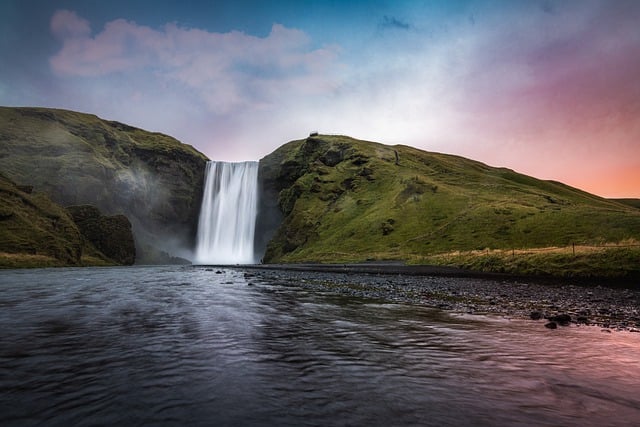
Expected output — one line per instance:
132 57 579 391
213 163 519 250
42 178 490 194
237 265 640 332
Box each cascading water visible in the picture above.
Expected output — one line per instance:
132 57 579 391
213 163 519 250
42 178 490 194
195 161 259 264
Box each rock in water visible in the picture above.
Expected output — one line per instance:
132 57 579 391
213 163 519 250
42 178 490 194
550 314 572 326
530 311 543 320
545 322 558 329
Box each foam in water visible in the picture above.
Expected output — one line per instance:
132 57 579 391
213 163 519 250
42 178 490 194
195 161 259 264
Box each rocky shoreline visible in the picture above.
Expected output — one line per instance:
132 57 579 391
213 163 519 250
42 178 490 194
235 264 640 332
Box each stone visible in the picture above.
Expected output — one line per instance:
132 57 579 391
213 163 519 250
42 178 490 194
550 313 572 326
576 316 589 324
545 321 558 329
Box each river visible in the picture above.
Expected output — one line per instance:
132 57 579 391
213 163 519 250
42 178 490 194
1 266 639 426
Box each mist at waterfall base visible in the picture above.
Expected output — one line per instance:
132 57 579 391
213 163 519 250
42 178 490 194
195 161 259 264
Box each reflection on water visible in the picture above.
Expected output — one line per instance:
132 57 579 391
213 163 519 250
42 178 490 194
1 266 639 426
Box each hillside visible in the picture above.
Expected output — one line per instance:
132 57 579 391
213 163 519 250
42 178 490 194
0 173 134 268
613 199 640 210
2 107 638 276
258 135 640 278
0 107 208 263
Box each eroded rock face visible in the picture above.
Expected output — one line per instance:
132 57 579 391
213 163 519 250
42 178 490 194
66 205 136 265
0 174 135 267
0 107 209 263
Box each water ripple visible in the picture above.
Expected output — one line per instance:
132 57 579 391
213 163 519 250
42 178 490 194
1 266 640 426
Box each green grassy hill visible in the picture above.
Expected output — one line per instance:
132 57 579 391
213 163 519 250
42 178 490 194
0 107 208 263
259 135 640 278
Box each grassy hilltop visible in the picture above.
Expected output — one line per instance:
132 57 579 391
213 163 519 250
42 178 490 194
0 107 208 263
259 135 640 279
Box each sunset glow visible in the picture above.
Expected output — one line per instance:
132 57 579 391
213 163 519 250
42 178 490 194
1 0 639 197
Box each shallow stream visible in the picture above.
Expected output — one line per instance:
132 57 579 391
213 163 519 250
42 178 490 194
1 266 639 426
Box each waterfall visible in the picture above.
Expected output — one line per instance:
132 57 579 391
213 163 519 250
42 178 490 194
195 161 259 264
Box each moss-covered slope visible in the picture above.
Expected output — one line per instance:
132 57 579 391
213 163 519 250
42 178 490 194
259 135 640 269
0 174 134 268
0 107 208 263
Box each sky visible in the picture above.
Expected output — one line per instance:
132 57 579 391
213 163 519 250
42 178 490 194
1 0 639 198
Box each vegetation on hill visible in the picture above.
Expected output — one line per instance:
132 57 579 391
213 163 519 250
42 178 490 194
258 135 640 279
0 174 135 268
613 199 640 210
2 104 637 278
0 107 209 263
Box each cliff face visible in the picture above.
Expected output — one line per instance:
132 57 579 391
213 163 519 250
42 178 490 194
258 134 640 264
0 174 135 267
0 107 208 263
66 205 136 265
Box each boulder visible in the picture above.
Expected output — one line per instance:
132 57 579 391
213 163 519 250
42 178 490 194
544 321 558 329
550 313 572 326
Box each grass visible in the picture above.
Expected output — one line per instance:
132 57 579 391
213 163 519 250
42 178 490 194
614 199 640 209
0 253 118 269
260 135 640 278
414 241 640 279
0 252 68 269
0 172 83 266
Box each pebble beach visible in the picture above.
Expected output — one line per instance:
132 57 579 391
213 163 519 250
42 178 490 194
237 264 640 332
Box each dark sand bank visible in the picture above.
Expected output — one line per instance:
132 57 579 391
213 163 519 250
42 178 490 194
204 263 640 332
241 261 639 287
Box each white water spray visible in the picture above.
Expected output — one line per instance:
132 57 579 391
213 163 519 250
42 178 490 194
195 161 259 264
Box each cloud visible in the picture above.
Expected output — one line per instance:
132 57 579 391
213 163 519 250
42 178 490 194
379 15 410 31
49 11 341 115
44 3 640 196
458 1 640 146
329 1 640 195
50 10 90 39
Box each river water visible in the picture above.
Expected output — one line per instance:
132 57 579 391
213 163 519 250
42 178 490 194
1 266 639 426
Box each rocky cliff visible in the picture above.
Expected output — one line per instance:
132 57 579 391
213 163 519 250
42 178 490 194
66 205 135 265
0 107 208 263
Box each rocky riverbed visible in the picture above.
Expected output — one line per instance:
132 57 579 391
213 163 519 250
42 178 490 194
236 265 640 332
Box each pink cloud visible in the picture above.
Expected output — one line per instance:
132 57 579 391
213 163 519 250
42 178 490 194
44 4 640 197
50 10 90 40
49 12 341 114
419 2 640 197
